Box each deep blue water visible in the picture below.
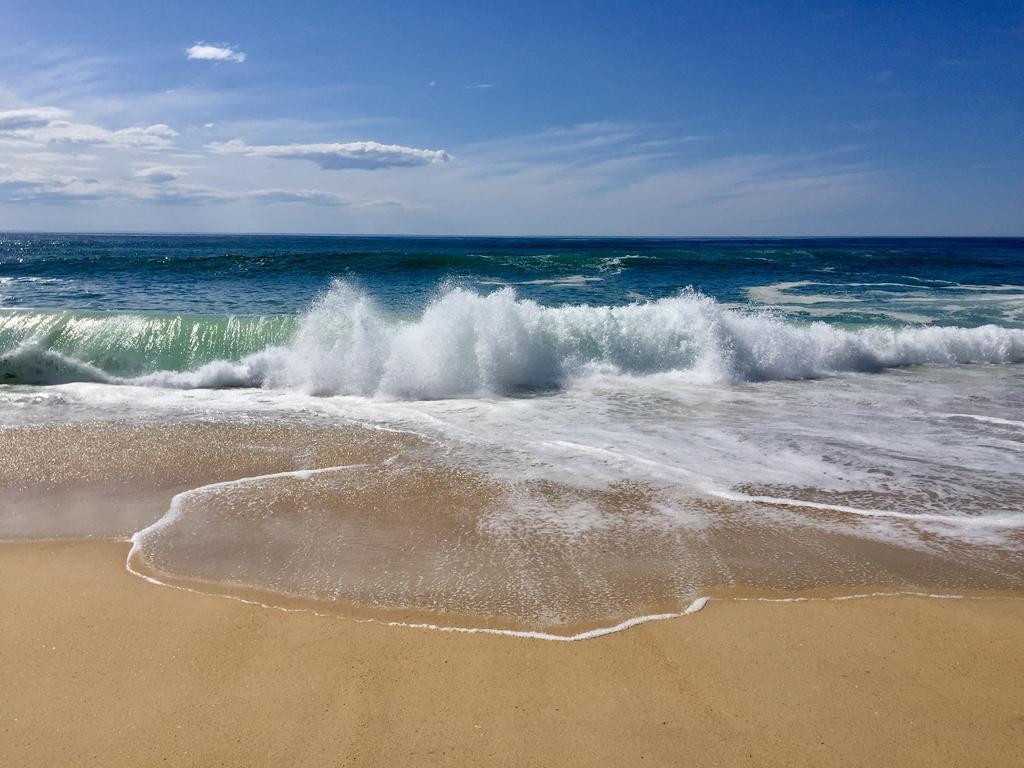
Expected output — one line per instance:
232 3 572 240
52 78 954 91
2 234 1022 326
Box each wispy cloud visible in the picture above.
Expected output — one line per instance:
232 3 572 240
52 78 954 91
0 86 881 231
245 189 347 206
0 173 106 204
0 45 116 105
0 154 423 209
455 121 715 184
0 170 355 207
465 83 496 90
383 123 880 235
0 107 177 149
186 43 247 63
208 139 452 170
0 107 69 131
151 185 412 208
134 165 187 184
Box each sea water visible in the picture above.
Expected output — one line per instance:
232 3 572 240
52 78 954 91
2 234 1022 634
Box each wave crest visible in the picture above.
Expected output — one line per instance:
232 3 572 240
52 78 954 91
130 281 1024 397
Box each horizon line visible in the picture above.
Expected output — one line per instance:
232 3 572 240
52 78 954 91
2 230 1022 240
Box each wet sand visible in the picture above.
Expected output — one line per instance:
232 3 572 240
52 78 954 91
2 539 1021 767
6 422 1023 638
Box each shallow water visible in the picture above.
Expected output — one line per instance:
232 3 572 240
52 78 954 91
1 419 1020 633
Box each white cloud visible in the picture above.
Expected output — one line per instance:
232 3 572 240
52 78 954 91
186 43 247 63
245 189 347 206
140 184 227 205
208 138 452 170
0 107 70 131
108 124 178 147
134 166 187 184
0 166 352 207
0 98 883 233
30 120 177 148
136 184 355 207
0 107 177 149
465 83 496 90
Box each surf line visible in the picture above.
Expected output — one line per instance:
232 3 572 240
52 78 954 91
379 599 712 642
125 551 714 642
733 591 965 604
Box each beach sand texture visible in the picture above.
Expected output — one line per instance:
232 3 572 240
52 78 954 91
2 539 1021 768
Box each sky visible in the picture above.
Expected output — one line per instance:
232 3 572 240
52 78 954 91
0 1 1021 236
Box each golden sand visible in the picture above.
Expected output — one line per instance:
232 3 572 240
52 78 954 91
1 539 1021 767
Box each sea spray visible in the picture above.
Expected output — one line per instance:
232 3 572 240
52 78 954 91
3 281 1023 394
134 282 1024 396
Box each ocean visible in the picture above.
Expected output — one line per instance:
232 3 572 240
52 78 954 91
2 234 1023 636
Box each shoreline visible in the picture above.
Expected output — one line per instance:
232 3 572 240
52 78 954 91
3 538 1022 767
5 535 1022 640
124 544 1024 641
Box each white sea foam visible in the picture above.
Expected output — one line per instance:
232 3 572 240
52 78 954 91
475 275 604 287
743 279 1024 325
384 597 711 641
126 281 1024 398
939 413 1024 429
709 489 1024 530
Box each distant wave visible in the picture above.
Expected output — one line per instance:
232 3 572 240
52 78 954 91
2 281 1023 395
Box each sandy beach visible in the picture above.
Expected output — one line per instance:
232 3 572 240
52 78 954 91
3 3 1023 766
2 539 1021 767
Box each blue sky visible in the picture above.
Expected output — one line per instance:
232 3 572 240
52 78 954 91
0 1 1021 235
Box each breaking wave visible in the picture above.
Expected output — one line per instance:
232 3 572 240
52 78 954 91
0 310 294 385
3 281 1023 396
